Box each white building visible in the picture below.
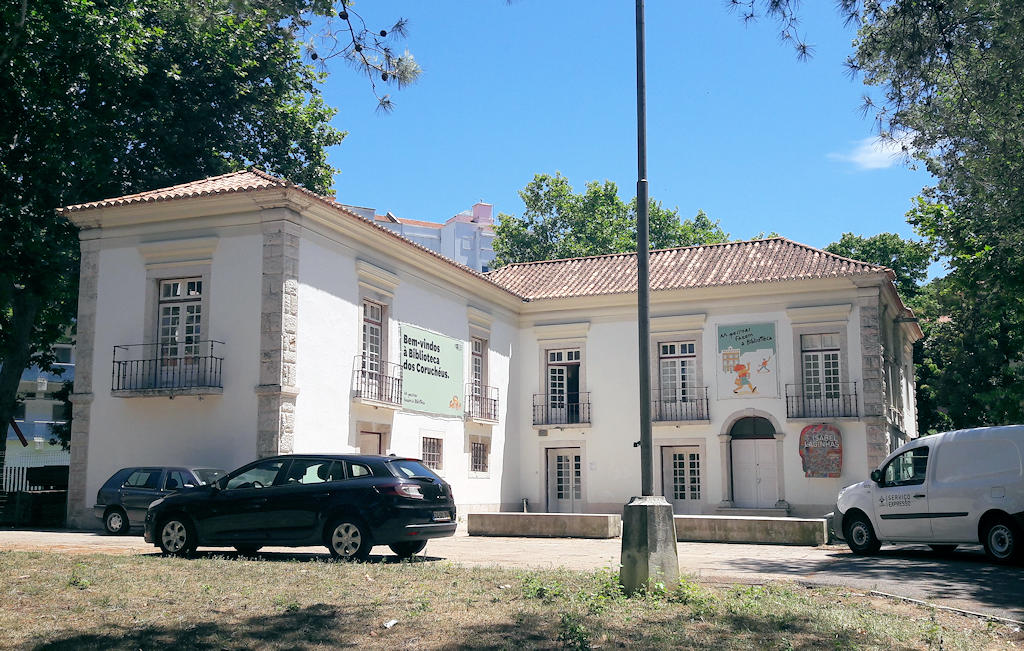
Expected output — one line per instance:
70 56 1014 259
341 202 496 272
61 170 921 528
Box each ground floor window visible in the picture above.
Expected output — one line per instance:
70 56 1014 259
470 437 489 473
422 436 443 470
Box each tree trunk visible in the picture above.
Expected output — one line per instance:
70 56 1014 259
0 288 42 481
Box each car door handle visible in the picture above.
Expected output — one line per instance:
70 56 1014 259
913 494 926 498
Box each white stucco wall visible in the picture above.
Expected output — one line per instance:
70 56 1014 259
516 288 897 518
81 229 263 515
293 232 517 514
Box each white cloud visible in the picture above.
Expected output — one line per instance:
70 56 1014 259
828 136 909 170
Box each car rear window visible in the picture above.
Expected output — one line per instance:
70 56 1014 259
387 459 441 481
193 468 226 485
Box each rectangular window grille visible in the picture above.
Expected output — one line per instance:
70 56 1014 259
470 440 488 472
422 436 443 470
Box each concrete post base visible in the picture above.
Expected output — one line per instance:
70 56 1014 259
619 495 679 593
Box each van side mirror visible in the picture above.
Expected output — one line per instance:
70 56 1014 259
870 469 882 484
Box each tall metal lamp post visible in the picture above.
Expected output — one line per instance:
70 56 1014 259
619 0 680 594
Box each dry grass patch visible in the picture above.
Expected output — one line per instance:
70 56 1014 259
0 550 1020 649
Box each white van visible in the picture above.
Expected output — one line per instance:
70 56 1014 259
833 425 1024 563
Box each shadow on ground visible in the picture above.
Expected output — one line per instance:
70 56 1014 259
725 543 1024 619
142 549 448 564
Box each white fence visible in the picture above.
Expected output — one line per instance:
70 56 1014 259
2 451 70 492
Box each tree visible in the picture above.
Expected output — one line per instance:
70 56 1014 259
492 173 729 266
845 1 1024 428
825 232 934 300
0 0 417 474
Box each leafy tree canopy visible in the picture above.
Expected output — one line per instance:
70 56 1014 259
846 1 1024 429
0 0 414 460
825 231 934 299
492 173 729 266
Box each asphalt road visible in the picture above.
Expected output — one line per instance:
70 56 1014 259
2 528 1022 623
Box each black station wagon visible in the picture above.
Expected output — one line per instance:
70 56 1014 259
143 454 457 559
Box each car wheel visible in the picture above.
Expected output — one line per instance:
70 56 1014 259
103 508 130 535
844 512 881 555
928 544 958 554
389 540 427 559
327 519 372 561
234 545 263 556
158 516 197 557
982 517 1019 564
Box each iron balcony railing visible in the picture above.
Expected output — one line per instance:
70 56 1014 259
112 340 224 392
652 387 709 422
533 392 591 426
351 355 402 406
785 381 859 418
466 383 499 421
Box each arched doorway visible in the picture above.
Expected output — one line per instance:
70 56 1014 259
730 417 778 509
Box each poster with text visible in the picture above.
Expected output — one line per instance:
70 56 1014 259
717 323 778 399
400 324 465 417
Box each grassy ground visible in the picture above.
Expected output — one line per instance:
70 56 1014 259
1 550 1020 650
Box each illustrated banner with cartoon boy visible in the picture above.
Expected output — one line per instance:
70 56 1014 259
400 324 465 417
717 323 778 399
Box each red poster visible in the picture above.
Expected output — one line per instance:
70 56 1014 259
799 424 842 478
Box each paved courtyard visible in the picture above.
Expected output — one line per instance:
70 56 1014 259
2 528 1022 622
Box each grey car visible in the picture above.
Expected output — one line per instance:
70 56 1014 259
94 466 225 534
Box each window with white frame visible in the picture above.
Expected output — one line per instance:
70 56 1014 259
801 334 841 399
659 341 696 402
470 437 489 473
471 337 486 393
158 278 203 359
422 436 443 470
362 300 383 373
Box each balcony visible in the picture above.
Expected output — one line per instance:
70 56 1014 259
112 341 223 397
466 383 499 423
652 387 709 422
785 382 858 419
351 356 402 407
533 392 591 426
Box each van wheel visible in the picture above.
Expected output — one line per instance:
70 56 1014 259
327 519 372 561
928 544 957 554
982 517 1019 564
389 540 427 558
844 513 881 555
103 507 130 535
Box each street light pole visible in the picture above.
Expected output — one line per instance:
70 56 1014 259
619 0 680 594
635 0 654 498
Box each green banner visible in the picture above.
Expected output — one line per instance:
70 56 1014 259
400 324 465 416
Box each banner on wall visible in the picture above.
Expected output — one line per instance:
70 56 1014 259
799 424 843 478
400 324 465 417
716 323 778 399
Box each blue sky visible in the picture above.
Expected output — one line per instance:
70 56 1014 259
320 1 933 251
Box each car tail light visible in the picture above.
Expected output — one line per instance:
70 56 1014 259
378 482 424 499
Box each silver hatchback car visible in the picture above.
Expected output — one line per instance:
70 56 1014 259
94 466 225 534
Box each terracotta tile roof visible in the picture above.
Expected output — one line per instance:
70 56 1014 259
57 169 289 212
59 172 892 305
484 238 889 300
398 218 444 229
58 169 509 294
